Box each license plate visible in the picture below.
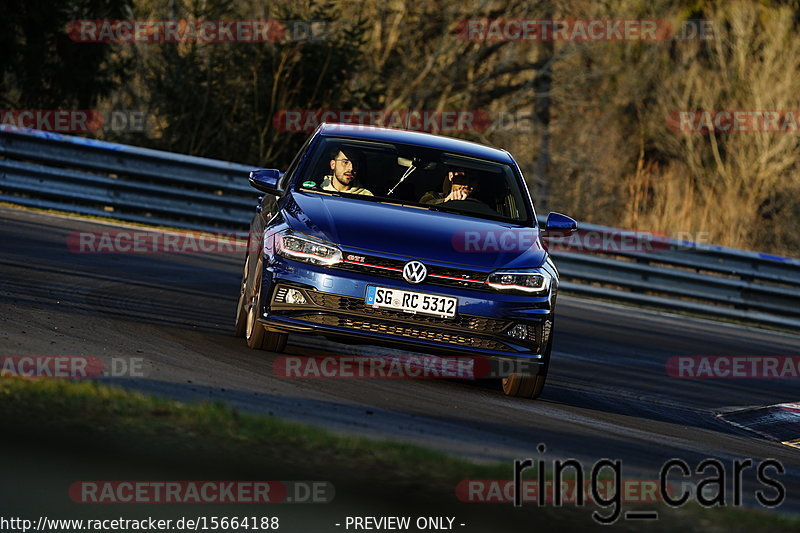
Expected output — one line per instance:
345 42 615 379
365 286 457 318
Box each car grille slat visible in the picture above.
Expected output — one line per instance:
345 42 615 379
304 291 512 333
293 313 512 351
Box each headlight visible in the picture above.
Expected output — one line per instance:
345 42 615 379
486 269 551 294
275 230 342 266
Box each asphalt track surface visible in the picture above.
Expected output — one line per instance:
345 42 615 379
1 205 799 528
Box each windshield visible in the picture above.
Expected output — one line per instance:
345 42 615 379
293 137 532 224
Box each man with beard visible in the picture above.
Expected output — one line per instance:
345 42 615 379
321 148 373 196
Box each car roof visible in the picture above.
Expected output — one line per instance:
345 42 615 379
317 123 514 164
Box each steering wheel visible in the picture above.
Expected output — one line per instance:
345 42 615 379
440 197 498 216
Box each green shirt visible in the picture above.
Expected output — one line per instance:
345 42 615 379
320 175 373 196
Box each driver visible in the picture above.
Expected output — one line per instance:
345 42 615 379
321 149 373 196
420 169 479 205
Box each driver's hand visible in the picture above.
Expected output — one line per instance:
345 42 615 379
445 189 469 201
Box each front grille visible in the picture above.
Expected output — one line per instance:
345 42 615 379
293 313 514 351
334 255 494 292
427 266 488 289
335 260 400 279
303 291 512 333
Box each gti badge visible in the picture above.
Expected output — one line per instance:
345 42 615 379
402 260 427 284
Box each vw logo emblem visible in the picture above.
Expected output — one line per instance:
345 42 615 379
402 260 427 284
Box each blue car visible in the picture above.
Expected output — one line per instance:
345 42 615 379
235 123 576 398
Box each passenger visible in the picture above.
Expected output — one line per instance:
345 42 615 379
321 149 373 196
420 169 479 205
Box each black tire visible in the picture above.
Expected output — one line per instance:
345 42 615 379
501 372 546 399
261 330 288 352
234 255 250 338
244 257 288 352
245 280 266 349
500 328 553 399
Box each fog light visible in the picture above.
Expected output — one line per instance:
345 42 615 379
507 324 528 340
506 323 537 342
285 288 307 305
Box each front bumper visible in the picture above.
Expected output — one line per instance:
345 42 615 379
258 256 555 361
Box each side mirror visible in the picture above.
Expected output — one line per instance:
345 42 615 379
249 169 284 195
544 212 577 233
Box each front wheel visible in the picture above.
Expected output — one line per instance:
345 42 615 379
244 258 288 352
234 255 250 338
260 329 288 352
500 330 553 399
501 372 546 399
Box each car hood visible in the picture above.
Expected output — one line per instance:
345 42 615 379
280 192 546 270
